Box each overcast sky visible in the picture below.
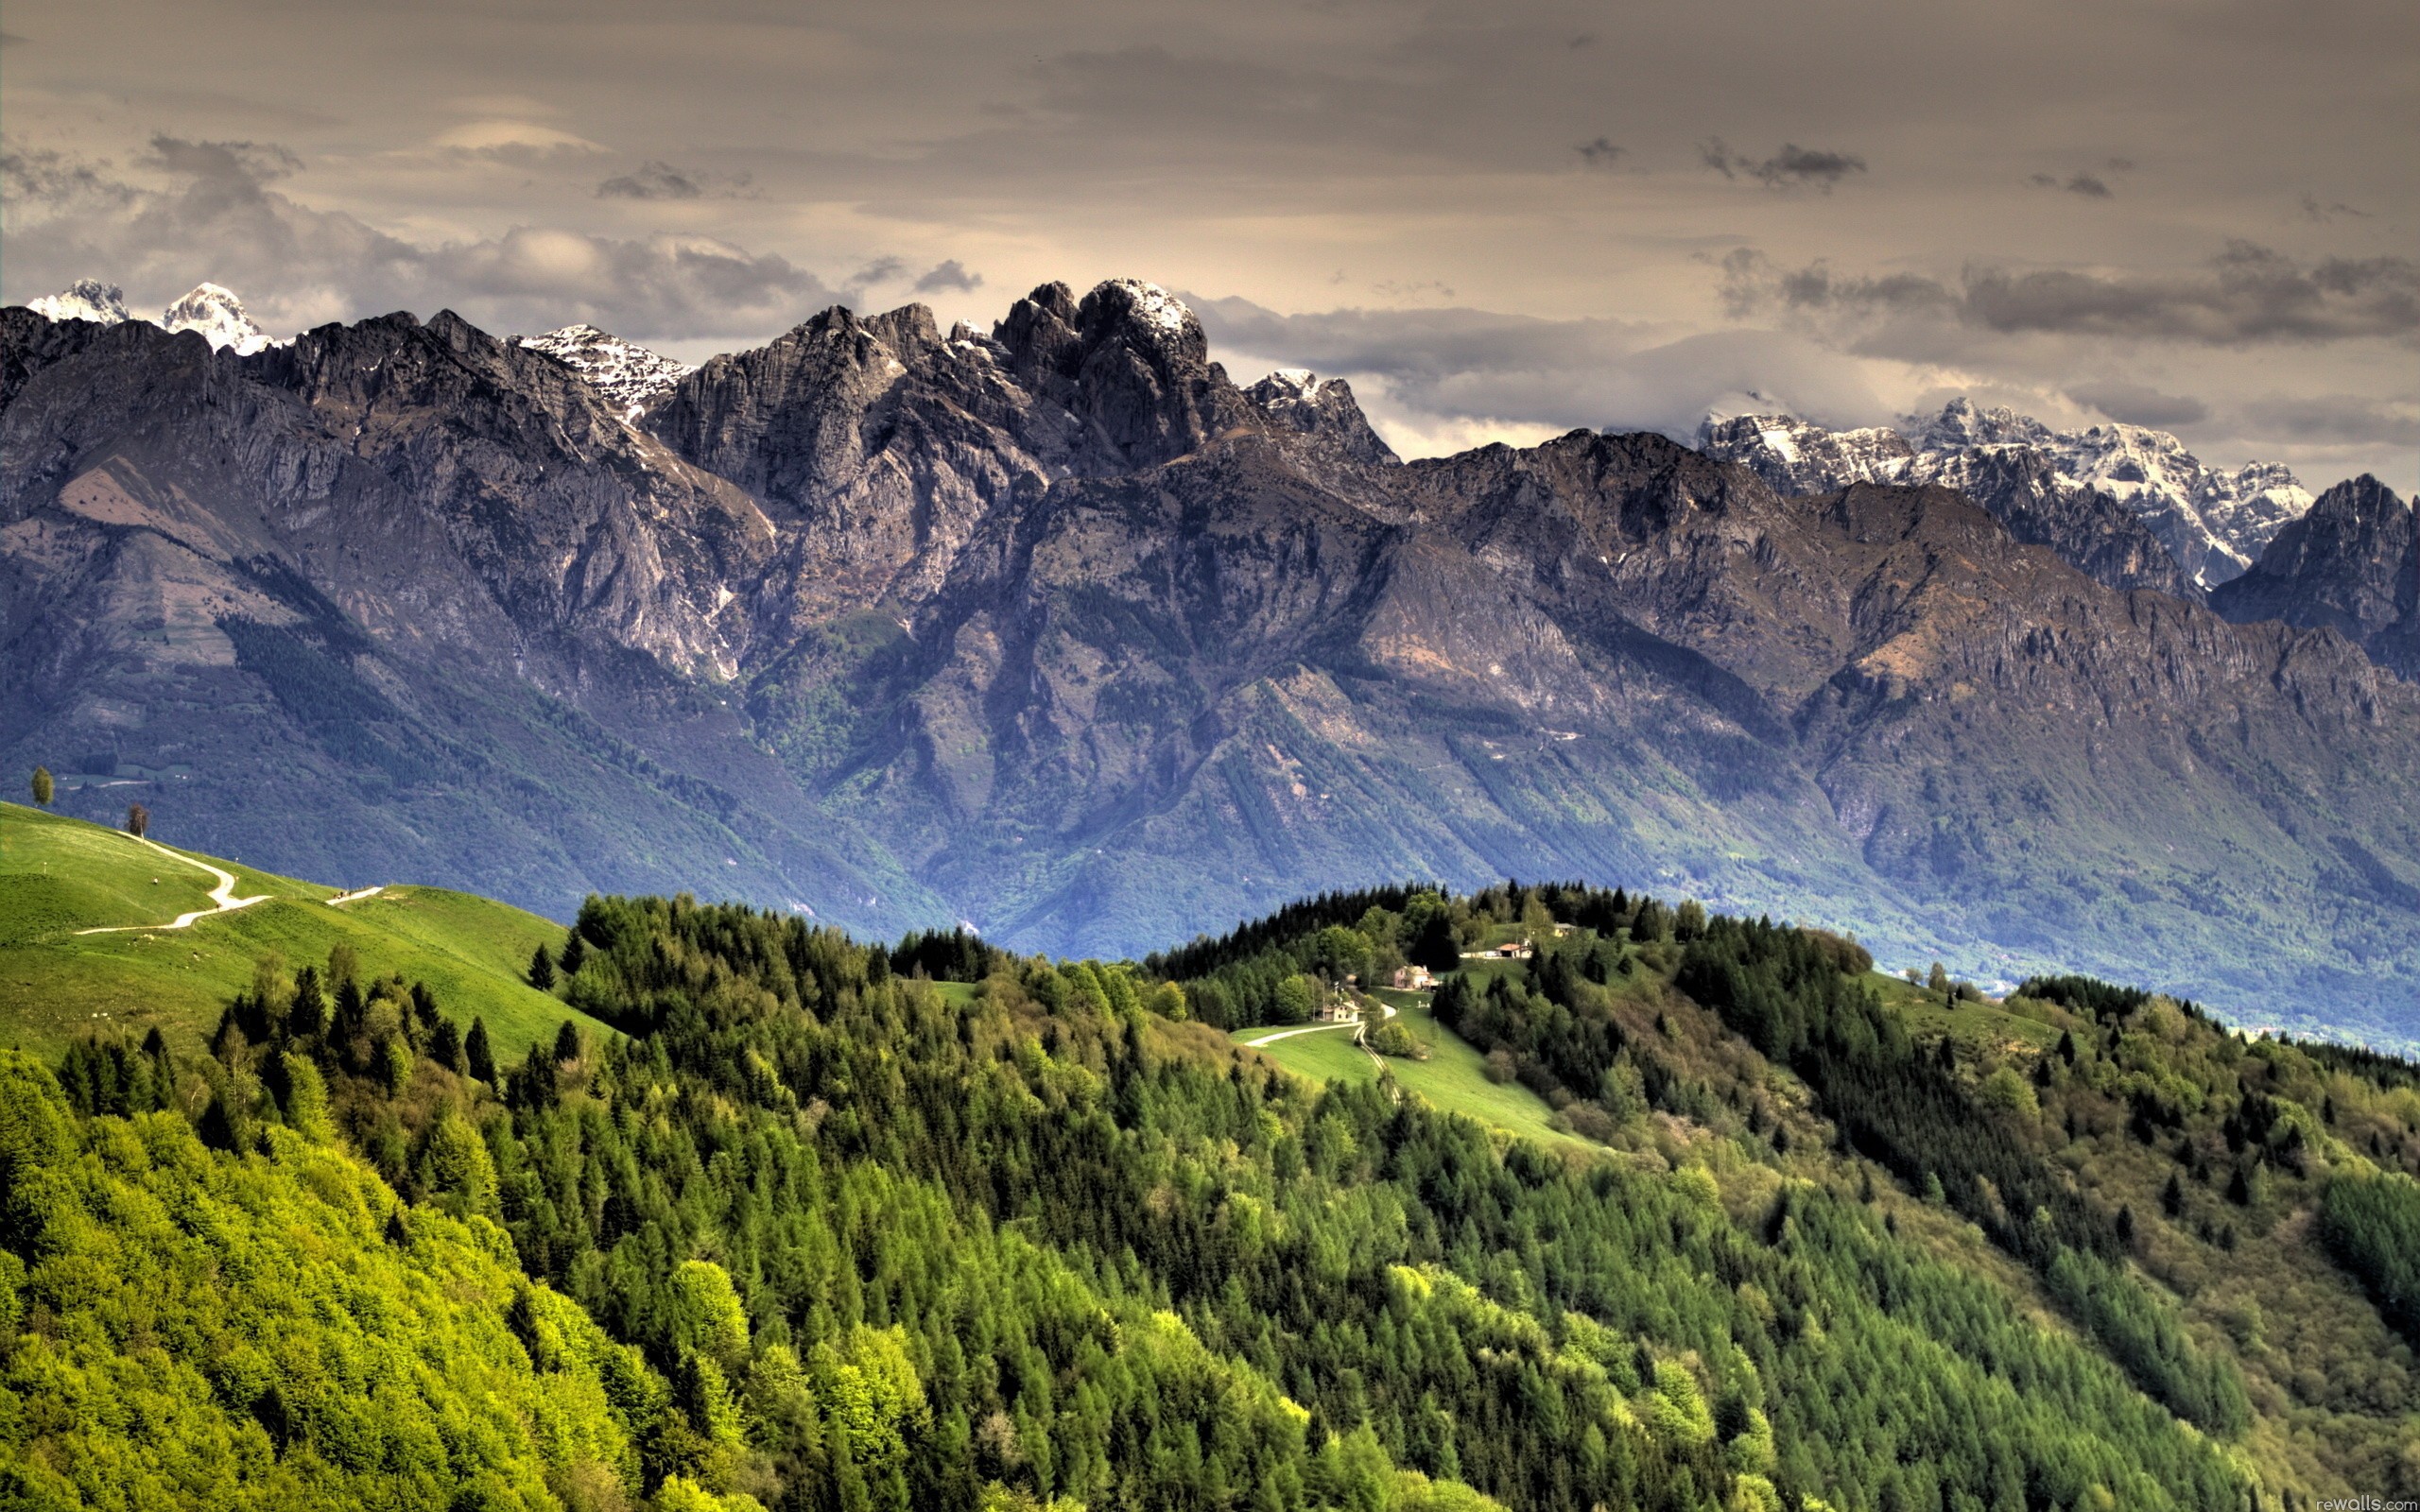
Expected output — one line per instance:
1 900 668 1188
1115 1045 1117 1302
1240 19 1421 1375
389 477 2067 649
4 0 2411 486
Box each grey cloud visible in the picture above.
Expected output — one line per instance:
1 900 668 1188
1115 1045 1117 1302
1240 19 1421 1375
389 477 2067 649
848 256 907 286
3 139 834 341
1 146 138 213
1703 138 1866 190
596 160 756 200
2028 172 2112 197
141 135 302 184
2300 194 2370 223
2066 381 2208 428
1187 293 1886 445
1727 242 2420 347
1576 137 1624 167
912 259 981 293
2239 393 2420 447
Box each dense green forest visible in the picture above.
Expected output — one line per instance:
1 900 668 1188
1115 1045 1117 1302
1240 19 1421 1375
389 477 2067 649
7 878 2418 1508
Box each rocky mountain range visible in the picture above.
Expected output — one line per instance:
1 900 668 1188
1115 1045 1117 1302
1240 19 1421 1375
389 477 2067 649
5 278 2417 1042
1701 401 2313 589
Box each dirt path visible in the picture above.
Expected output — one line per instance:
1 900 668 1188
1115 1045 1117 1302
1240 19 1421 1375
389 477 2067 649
74 833 271 935
1239 995 1397 1048
325 885 385 906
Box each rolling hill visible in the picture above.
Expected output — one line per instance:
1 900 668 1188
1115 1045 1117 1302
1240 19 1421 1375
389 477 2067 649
0 801 602 1059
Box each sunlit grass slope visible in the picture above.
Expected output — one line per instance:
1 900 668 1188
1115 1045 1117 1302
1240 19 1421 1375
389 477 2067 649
0 802 604 1059
1230 980 1584 1149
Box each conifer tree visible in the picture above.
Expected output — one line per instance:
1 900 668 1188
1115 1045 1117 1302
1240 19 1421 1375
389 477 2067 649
528 944 556 991
559 931 586 976
466 1016 496 1084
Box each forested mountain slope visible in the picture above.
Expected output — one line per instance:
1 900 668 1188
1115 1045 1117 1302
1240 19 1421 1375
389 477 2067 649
9 861 2416 1506
7 284 2420 1040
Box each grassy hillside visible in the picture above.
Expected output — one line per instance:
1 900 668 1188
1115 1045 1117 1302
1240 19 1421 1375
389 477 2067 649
0 802 604 1059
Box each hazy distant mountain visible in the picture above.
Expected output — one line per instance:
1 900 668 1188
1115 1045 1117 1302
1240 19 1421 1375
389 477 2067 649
5 281 2417 1041
23 279 278 354
1703 400 2313 590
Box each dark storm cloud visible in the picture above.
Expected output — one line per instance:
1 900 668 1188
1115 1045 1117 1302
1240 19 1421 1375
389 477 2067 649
6 138 833 340
2066 381 2208 428
1188 293 1884 439
1727 243 2420 347
1702 138 1867 190
912 259 981 293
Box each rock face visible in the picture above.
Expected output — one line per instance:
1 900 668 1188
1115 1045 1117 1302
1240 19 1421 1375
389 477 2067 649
2213 476 2420 679
1703 400 2314 593
6 282 2418 1040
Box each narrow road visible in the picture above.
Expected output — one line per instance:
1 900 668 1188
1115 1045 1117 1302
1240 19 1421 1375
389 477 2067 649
1239 995 1398 1047
325 885 385 906
75 833 271 935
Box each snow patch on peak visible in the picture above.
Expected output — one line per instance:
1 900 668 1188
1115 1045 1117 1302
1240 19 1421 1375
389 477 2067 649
1258 367 1333 402
516 324 698 421
1100 279 1196 338
161 283 275 354
26 280 133 325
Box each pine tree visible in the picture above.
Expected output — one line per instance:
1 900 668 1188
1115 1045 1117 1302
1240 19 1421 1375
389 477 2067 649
559 931 586 976
466 1017 496 1084
554 1019 581 1064
2162 1172 2184 1217
29 766 53 807
527 944 556 991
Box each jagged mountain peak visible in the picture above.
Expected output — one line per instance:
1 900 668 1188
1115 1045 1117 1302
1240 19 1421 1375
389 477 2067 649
160 282 276 354
25 280 134 325
1247 368 1401 470
514 322 698 421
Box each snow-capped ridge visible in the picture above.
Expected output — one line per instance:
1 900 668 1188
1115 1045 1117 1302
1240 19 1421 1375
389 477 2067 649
26 280 133 326
22 279 283 353
1700 401 2312 586
514 323 698 421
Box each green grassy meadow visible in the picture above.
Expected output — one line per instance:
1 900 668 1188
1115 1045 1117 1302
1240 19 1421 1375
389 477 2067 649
1229 979 1588 1149
0 802 607 1059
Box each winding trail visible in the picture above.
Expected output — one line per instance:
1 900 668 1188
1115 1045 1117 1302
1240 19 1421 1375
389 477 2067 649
74 833 272 935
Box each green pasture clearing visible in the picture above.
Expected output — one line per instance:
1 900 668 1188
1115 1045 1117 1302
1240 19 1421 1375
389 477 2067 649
1230 980 1588 1150
0 802 607 1060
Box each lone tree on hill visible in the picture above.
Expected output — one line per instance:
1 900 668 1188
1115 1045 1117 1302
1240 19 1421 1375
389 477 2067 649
29 767 52 807
125 803 148 838
527 943 556 991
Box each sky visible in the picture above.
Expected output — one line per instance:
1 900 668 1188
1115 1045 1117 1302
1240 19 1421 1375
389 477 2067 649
3 0 2412 487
